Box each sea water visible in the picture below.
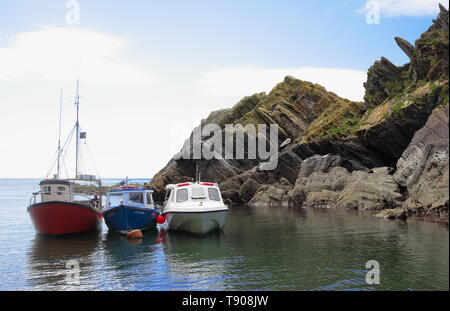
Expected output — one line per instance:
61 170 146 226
0 178 448 290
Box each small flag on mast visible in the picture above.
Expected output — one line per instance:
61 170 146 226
80 132 87 139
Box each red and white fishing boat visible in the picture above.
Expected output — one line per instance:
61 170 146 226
27 80 103 235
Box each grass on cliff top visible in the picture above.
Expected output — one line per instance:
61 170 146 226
300 99 368 142
204 76 348 139
364 63 411 107
301 78 448 142
359 80 448 129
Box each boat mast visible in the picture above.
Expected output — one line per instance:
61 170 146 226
195 163 201 183
195 163 198 182
56 86 63 179
75 77 80 179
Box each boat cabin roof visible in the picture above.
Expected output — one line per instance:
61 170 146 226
166 182 218 190
107 188 153 195
39 179 72 186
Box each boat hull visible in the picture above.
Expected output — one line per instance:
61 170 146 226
27 201 102 235
164 210 228 234
103 205 157 235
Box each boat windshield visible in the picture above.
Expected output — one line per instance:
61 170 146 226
146 192 153 205
174 186 222 203
208 188 221 201
176 189 188 202
191 187 206 199
129 192 144 204
108 193 124 206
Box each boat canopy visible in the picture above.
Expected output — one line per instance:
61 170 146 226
108 188 154 193
165 184 177 190
39 179 72 186
166 182 218 190
76 174 98 182
106 188 155 208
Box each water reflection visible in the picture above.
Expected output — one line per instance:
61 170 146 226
165 230 227 261
26 231 102 289
20 205 449 291
158 230 229 290
29 231 101 259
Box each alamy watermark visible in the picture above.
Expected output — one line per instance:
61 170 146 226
363 0 380 24
174 123 279 171
365 260 380 285
65 0 80 25
65 259 80 285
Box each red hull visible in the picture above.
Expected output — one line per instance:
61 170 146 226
27 201 102 235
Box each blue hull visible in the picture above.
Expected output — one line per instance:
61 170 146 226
103 205 157 234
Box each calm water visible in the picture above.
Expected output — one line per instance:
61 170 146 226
0 178 448 291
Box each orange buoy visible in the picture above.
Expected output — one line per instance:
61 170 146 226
126 229 143 240
127 238 142 245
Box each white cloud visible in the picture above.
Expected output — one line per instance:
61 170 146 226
0 26 158 86
359 0 449 17
196 67 367 102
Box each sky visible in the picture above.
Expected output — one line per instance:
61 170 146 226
0 0 448 178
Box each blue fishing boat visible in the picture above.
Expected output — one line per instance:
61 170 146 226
103 186 158 234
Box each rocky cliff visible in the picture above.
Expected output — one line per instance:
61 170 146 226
150 5 449 223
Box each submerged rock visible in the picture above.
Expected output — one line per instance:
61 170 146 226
304 190 340 208
249 177 293 207
288 163 351 203
289 161 403 210
375 208 408 220
336 167 403 210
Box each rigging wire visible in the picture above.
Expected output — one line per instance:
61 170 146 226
85 142 101 179
45 124 76 179
79 125 101 179
44 150 59 179
42 79 102 181
61 154 70 180
62 125 76 156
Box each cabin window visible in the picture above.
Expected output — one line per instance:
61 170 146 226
191 187 206 199
208 188 221 201
129 192 144 204
165 189 172 201
43 186 51 194
146 193 153 205
108 193 124 206
57 186 65 195
176 189 188 202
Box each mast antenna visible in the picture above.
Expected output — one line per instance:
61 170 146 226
195 163 201 183
56 86 63 179
75 76 80 179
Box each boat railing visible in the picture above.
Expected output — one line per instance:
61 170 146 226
29 190 100 208
73 193 93 201
30 191 41 205
74 193 104 212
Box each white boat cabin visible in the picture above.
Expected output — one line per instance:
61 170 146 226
39 179 74 202
164 182 224 207
34 178 101 209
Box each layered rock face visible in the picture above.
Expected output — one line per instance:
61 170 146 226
150 5 449 222
394 105 449 221
150 77 355 202
285 155 402 210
